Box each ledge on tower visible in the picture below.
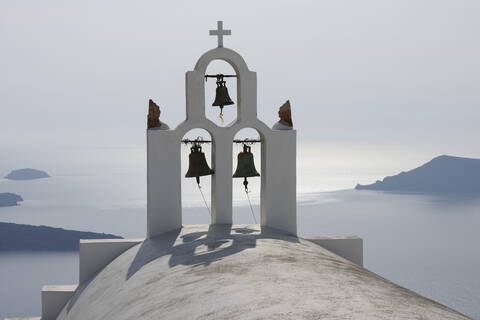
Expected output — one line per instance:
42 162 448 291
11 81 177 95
41 285 78 320
303 235 363 266
79 238 144 284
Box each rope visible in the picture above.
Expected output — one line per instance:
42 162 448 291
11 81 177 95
197 183 211 217
245 189 257 224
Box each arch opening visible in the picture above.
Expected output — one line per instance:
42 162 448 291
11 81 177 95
204 60 238 127
232 127 262 225
181 128 214 225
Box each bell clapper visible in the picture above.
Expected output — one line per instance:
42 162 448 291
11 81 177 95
243 177 249 192
219 106 224 124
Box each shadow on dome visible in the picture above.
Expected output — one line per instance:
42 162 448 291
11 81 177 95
126 225 299 280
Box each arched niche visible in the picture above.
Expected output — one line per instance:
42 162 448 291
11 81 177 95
204 60 238 127
232 127 262 225
180 128 214 224
185 47 258 126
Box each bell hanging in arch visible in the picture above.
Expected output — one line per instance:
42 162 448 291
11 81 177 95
185 144 214 185
212 75 234 119
233 144 260 191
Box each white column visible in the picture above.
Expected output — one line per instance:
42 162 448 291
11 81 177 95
147 130 182 238
185 71 205 121
237 72 257 122
211 132 233 224
262 130 297 235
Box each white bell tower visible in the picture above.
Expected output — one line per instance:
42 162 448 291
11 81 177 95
146 21 297 238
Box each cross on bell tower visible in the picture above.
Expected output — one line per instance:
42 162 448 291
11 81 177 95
209 21 231 48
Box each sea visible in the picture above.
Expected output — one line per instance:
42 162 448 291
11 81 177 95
0 143 479 319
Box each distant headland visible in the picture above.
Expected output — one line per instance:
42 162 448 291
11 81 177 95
4 168 50 180
356 155 480 193
0 193 23 207
0 222 122 251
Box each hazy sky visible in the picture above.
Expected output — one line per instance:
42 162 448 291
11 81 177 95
1 0 479 157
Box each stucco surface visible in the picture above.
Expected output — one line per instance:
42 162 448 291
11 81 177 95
57 225 469 320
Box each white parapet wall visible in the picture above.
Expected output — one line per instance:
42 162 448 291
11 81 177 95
79 238 144 284
4 239 144 320
41 285 77 320
304 236 363 266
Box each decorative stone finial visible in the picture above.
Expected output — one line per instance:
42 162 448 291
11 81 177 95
148 99 170 130
272 100 293 130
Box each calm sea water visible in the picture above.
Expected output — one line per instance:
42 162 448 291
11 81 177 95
0 144 479 319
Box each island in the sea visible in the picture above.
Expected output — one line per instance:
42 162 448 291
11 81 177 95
0 193 23 207
0 222 122 251
4 168 50 180
356 155 480 193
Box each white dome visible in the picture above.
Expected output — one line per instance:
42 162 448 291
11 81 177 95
57 225 467 320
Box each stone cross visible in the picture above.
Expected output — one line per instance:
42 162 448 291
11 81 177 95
209 21 231 48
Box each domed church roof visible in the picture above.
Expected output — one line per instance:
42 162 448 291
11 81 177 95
56 225 467 320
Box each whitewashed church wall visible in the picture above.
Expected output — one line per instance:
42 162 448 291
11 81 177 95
261 130 297 235
147 130 182 237
305 236 364 266
41 285 77 320
79 238 143 283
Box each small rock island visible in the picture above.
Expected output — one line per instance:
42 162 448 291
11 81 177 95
0 193 23 207
0 222 122 251
4 168 50 180
356 155 480 193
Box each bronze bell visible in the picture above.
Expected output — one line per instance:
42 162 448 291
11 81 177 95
185 144 214 184
233 144 260 191
212 76 234 115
